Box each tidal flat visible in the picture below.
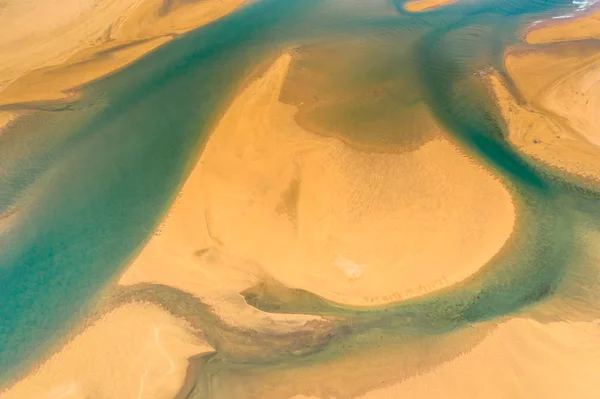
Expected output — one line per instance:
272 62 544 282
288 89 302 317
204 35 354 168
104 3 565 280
1 0 600 398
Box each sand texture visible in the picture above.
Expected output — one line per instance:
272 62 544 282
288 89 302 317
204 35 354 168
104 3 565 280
527 11 600 44
122 52 515 308
2 2 600 398
359 318 600 399
488 43 600 180
0 0 246 106
403 0 457 12
1 303 213 399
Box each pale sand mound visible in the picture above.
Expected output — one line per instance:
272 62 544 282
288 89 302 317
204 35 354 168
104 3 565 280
526 11 600 44
0 111 16 133
403 0 457 13
358 318 600 399
122 53 515 308
1 303 213 399
488 46 600 180
0 0 246 105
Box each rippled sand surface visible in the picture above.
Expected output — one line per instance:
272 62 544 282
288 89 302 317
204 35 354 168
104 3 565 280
2 0 600 398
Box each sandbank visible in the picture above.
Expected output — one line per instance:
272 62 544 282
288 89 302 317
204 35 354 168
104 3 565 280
122 52 515 308
359 318 600 398
488 44 600 180
1 302 213 399
526 11 600 44
403 0 457 13
0 0 246 106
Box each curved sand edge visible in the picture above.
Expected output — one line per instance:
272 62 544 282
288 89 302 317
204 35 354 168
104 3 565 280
0 302 213 399
403 0 457 13
0 0 246 106
486 45 600 181
526 10 600 44
121 52 515 308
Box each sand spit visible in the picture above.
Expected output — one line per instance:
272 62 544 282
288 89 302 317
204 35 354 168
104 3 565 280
358 318 600 399
488 44 600 180
526 11 600 44
1 303 213 399
0 0 246 105
121 52 515 308
403 0 457 13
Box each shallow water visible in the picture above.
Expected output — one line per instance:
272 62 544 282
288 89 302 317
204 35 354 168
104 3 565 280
1 0 599 394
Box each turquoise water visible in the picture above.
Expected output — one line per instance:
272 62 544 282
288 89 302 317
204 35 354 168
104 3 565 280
1 0 599 392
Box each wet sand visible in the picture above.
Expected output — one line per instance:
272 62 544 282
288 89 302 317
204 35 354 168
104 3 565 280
0 0 246 106
403 0 457 13
123 52 515 307
0 1 597 397
359 318 600 399
526 11 600 44
0 112 16 133
488 42 600 180
1 303 213 399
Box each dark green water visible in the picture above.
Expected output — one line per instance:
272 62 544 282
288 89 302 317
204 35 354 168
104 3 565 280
1 0 599 394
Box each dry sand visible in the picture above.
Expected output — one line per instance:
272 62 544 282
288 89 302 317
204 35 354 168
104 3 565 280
122 52 515 308
358 317 600 399
526 11 600 44
1 302 213 399
0 0 246 105
488 44 600 180
403 0 457 13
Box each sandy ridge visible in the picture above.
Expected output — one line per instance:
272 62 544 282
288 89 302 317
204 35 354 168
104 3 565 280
0 0 247 107
121 52 515 307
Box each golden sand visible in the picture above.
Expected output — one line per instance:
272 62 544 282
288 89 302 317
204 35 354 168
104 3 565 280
0 37 172 105
526 11 600 44
0 0 246 106
0 51 516 397
1 303 213 399
358 318 600 399
403 0 457 13
122 52 515 308
488 44 600 180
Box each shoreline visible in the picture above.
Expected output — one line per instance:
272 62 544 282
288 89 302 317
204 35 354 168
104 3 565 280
524 6 600 44
403 0 457 13
486 37 600 182
0 0 247 108
119 52 516 308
